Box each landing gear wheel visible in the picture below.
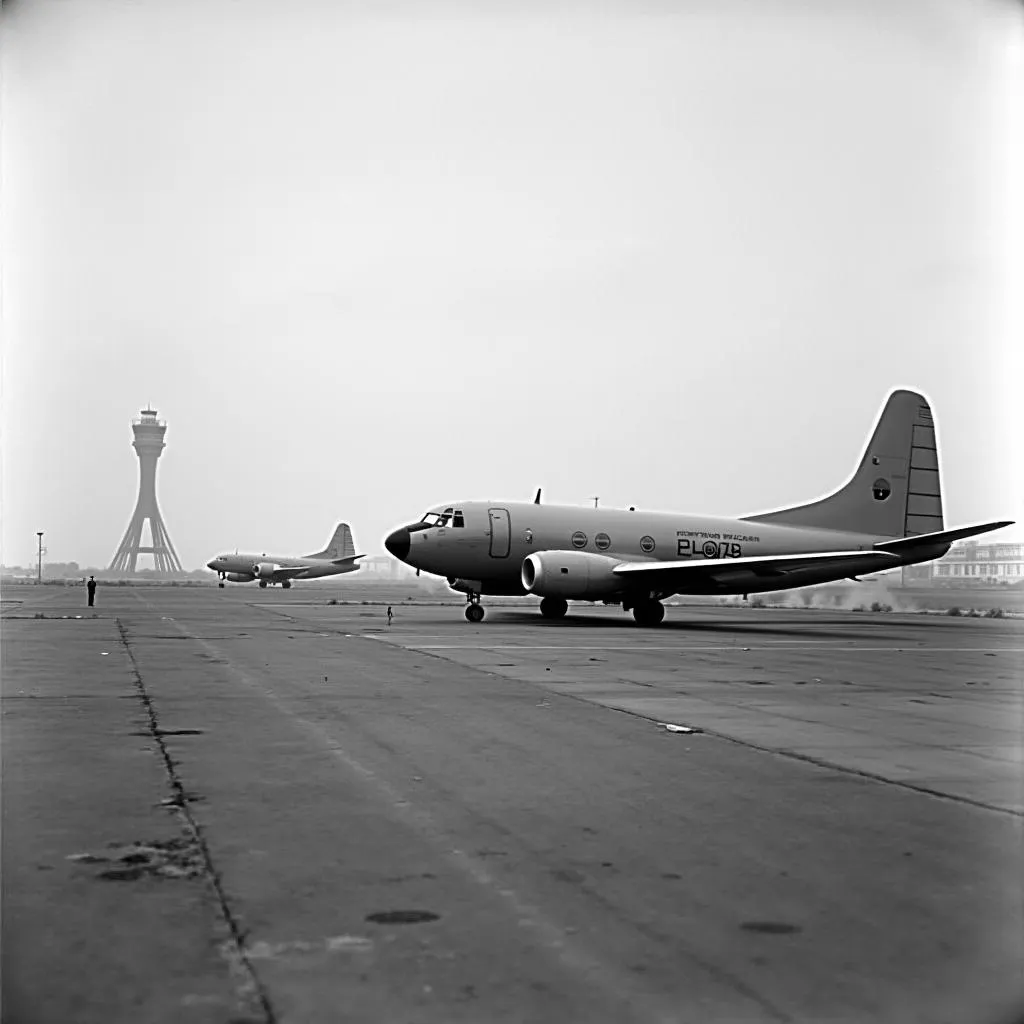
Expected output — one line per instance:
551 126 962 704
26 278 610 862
282 580 292 589
259 580 268 589
632 600 665 627
540 596 568 620
218 582 225 588
465 604 485 623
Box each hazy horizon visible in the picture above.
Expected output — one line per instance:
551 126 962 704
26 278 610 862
3 0 1022 570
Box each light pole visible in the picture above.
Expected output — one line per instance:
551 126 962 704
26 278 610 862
36 532 44 584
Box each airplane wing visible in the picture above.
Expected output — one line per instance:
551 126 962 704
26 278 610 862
611 550 901 591
270 565 311 581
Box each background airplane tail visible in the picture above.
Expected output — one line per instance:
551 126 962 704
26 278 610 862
743 389 944 538
306 523 357 560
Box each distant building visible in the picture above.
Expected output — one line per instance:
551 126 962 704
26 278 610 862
906 539 1024 583
359 555 415 579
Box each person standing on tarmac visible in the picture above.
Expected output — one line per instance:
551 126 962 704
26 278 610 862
86 576 97 607
387 605 393 627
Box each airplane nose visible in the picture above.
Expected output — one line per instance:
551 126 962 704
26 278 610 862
384 526 411 561
206 561 217 570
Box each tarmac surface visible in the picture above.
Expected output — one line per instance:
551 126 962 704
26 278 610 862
2 583 1022 1024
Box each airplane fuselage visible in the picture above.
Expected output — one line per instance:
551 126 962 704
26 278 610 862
387 501 921 597
207 553 355 582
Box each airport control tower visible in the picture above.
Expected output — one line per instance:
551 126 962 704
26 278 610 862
109 408 183 574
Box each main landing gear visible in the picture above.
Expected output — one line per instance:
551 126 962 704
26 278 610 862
259 580 268 588
465 593 485 623
539 596 568 620
281 580 292 589
632 599 665 627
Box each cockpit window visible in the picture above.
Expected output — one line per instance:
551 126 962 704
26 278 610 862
420 508 456 528
453 510 464 528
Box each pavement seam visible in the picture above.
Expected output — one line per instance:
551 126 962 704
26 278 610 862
602 704 1024 819
115 617 277 1024
356 634 1024 819
158 614 740 1024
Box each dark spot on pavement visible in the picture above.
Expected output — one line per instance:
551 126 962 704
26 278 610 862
551 867 585 884
365 910 439 925
661 872 682 880
741 921 802 935
155 729 204 736
99 867 147 882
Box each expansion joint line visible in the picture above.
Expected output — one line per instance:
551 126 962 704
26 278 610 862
114 618 276 1024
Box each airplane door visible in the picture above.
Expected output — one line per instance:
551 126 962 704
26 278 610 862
488 508 511 558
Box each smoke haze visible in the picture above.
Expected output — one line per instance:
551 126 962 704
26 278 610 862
3 0 1021 569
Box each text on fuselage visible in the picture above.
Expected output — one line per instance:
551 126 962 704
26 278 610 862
676 530 760 559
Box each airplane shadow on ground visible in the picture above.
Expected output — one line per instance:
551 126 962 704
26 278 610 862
486 609 915 642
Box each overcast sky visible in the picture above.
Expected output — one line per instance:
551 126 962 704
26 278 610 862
3 0 1022 569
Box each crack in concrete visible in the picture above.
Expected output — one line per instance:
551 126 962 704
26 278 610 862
115 618 276 1024
606 704 1024 819
358 633 1024 819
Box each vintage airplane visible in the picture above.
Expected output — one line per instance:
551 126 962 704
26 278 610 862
384 389 1012 624
207 523 363 588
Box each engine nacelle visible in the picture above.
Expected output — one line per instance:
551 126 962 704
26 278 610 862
226 572 255 583
253 562 277 580
521 551 624 600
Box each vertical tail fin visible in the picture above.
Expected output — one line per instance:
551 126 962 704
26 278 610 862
306 523 356 560
744 389 943 538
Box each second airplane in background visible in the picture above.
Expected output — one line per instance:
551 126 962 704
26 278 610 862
207 523 363 588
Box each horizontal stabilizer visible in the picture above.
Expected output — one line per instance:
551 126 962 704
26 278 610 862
874 521 1014 554
331 554 365 566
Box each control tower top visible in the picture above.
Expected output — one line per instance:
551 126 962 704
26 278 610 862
134 408 165 427
131 408 167 455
